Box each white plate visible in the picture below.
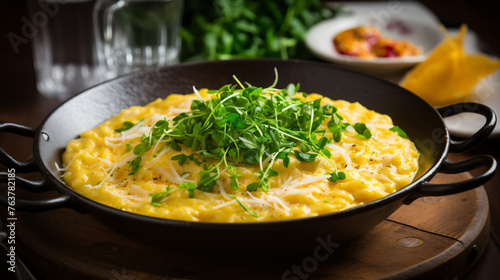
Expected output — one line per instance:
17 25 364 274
323 1 440 24
443 70 500 138
305 14 444 73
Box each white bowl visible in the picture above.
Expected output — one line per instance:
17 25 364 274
305 14 444 73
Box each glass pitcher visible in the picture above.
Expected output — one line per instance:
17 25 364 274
93 0 183 76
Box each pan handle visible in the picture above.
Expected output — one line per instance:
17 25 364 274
1 122 85 213
0 173 50 193
437 103 496 153
0 172 85 213
0 122 38 173
0 191 72 212
404 156 497 204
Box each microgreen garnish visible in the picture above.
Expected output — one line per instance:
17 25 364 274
149 186 174 207
294 151 318 162
327 171 347 182
327 111 350 142
227 194 258 217
171 154 203 166
226 165 241 191
128 157 142 176
122 73 375 198
389 126 408 138
179 181 197 198
353 123 372 139
197 163 220 193
114 121 136 132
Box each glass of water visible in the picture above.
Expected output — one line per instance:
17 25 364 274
93 0 184 76
29 0 108 99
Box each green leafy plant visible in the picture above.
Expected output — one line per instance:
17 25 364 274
227 194 258 217
180 0 342 61
389 126 408 138
149 186 174 206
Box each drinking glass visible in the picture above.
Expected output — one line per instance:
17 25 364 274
29 0 108 99
93 0 184 76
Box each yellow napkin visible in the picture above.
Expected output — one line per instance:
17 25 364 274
400 24 500 107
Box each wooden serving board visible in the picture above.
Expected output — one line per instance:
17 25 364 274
15 172 489 280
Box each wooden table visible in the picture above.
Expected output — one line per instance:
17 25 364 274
1 1 500 279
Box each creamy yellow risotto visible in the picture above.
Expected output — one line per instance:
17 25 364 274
62 83 419 222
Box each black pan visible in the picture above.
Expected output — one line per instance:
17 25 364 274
0 59 497 254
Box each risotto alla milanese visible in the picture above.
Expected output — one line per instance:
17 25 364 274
62 79 419 222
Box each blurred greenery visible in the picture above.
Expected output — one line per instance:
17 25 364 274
180 0 342 61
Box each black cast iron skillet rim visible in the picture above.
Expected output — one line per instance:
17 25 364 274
27 58 450 229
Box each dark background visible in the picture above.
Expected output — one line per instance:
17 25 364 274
2 0 500 124
2 0 500 120
1 0 499 279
